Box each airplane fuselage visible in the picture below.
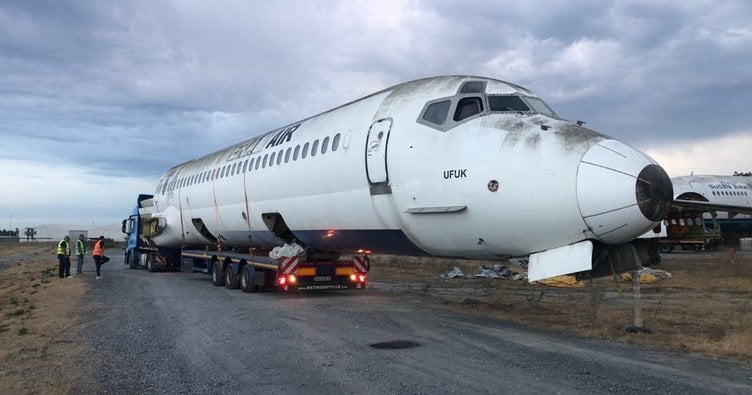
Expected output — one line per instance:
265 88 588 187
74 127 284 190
147 76 672 262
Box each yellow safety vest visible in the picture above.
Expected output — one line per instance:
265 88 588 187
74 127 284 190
57 240 70 256
76 239 86 256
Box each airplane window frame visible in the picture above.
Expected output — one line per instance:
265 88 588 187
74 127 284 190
453 96 484 122
332 134 341 151
321 136 330 154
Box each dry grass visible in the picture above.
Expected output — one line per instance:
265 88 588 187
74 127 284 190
0 243 51 258
0 244 90 393
369 254 752 361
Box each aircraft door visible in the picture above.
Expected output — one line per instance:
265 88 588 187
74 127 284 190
365 118 392 185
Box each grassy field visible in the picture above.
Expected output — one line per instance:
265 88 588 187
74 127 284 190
0 243 89 394
369 253 752 361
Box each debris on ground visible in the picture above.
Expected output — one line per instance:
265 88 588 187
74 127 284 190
620 267 672 284
534 275 587 288
440 264 526 280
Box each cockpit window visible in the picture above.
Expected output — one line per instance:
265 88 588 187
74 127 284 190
459 80 487 94
489 95 530 112
523 97 556 117
453 97 483 121
422 100 451 125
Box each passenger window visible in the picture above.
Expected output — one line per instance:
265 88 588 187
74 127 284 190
243 159 248 173
255 157 261 170
332 134 341 151
302 142 309 159
285 147 291 163
311 139 319 156
459 80 486 94
249 158 255 171
423 100 451 125
231 163 237 175
277 149 283 165
293 145 300 160
322 136 329 154
453 97 483 122
269 152 276 167
221 167 226 178
262 154 268 168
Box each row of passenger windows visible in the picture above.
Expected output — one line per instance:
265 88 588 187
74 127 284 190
158 133 342 194
711 190 748 196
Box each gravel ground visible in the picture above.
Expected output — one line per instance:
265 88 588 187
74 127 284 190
78 255 752 394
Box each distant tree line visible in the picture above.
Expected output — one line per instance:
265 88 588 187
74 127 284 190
733 171 752 176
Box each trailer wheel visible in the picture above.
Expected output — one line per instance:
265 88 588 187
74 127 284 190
659 244 674 254
225 266 240 289
146 254 155 272
240 266 258 293
211 262 225 286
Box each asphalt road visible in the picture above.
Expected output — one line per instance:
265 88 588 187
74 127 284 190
79 255 752 394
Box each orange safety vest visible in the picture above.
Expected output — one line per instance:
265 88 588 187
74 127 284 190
93 240 104 256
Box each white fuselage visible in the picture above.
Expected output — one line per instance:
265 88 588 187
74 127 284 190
672 175 752 220
148 76 670 260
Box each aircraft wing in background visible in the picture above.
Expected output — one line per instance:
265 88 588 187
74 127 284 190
672 199 752 215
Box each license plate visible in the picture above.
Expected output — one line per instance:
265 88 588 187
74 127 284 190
313 276 331 282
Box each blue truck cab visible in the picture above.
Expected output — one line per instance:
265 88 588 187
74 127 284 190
122 194 153 269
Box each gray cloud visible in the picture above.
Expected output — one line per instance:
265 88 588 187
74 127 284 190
1 0 751 225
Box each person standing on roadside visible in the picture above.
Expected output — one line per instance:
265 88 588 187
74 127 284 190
75 234 87 275
57 235 71 278
92 236 110 279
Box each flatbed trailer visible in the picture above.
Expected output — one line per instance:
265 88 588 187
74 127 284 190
123 195 369 292
182 249 369 292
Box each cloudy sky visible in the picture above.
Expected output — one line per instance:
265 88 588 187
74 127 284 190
1 0 751 228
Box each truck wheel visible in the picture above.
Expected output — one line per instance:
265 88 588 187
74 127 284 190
659 244 674 254
240 266 257 293
225 266 240 289
211 263 225 286
146 254 155 272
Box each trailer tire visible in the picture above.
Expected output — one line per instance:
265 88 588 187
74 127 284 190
211 262 224 286
659 244 674 254
240 266 258 293
146 254 155 272
225 266 240 289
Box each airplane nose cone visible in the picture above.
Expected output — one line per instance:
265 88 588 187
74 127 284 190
576 140 673 244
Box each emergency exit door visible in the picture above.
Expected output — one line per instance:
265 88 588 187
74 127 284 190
365 118 392 185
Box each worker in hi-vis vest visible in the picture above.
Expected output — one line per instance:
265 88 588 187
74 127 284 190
75 234 87 275
56 235 71 278
92 236 110 279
